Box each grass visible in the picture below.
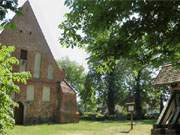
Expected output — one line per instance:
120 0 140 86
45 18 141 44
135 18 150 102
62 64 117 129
8 120 155 135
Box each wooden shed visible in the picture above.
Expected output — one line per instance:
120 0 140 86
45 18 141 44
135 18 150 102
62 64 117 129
152 65 180 135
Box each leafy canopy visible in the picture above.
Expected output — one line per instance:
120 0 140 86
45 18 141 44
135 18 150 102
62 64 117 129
60 0 180 70
0 0 18 20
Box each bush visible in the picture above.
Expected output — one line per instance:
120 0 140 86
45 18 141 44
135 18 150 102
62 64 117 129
144 112 159 120
81 112 127 121
0 46 31 135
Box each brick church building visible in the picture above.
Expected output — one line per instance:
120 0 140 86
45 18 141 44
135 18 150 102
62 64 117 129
0 1 79 124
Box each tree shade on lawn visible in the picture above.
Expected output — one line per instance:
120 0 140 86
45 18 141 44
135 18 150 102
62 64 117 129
8 120 155 135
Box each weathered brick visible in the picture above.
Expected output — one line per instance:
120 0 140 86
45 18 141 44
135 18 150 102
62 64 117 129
0 1 79 124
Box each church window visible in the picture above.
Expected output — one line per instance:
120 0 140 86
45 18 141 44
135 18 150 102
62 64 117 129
42 86 50 102
33 52 41 78
26 85 34 101
47 65 53 80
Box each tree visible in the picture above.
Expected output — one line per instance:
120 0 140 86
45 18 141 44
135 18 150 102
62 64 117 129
86 57 161 118
0 0 18 20
81 70 97 112
0 46 30 135
57 57 86 93
105 71 116 115
57 57 86 108
60 0 180 69
59 1 180 118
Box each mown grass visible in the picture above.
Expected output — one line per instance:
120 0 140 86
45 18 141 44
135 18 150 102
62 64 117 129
8 120 155 135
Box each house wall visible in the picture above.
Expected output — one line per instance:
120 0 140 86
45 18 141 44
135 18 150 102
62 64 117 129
0 1 79 124
12 47 64 124
58 82 79 123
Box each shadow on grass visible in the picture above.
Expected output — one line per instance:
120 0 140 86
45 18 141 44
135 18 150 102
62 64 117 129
84 119 156 125
98 120 128 123
15 119 156 127
120 129 132 133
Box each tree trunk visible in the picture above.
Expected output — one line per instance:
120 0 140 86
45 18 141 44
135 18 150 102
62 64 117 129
134 70 143 119
106 72 115 115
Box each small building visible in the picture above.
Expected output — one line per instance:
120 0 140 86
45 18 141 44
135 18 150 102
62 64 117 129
0 1 79 124
152 64 180 135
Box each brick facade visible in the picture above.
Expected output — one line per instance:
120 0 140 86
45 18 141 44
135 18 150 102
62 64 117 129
0 1 79 124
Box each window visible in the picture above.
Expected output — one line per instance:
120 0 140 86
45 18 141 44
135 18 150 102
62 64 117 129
20 49 28 60
19 49 28 71
42 86 50 102
47 65 53 80
26 85 34 101
19 60 27 71
33 52 41 78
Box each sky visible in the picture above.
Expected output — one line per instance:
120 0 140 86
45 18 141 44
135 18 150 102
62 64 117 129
18 0 89 71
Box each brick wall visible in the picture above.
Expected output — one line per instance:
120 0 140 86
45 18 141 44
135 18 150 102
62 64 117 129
0 1 79 124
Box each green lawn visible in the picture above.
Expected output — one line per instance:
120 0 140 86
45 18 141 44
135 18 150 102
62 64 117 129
8 120 155 135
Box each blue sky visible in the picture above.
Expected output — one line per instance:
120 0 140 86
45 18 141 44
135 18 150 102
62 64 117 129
18 0 89 71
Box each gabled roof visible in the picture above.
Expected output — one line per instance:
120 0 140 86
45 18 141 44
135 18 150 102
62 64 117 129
60 80 76 94
0 0 65 80
153 65 180 86
0 1 50 52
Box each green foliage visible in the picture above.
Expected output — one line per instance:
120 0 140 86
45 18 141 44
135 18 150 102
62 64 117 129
0 0 19 31
0 46 31 135
57 57 86 94
81 112 105 121
57 57 88 111
0 2 29 134
84 59 161 118
60 0 180 71
59 1 174 116
81 70 97 112
0 0 19 21
81 112 127 121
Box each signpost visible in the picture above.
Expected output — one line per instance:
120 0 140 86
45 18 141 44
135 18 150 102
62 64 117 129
126 102 135 130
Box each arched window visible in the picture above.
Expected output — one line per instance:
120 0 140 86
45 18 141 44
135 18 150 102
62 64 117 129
47 64 53 80
33 52 41 78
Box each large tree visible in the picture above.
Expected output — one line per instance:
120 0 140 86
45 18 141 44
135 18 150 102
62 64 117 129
85 59 160 117
60 0 180 68
60 0 180 119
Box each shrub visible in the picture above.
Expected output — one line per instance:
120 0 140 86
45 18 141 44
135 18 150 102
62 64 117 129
0 46 31 135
